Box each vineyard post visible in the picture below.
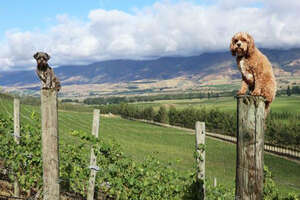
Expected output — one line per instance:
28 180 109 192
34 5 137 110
236 95 265 200
87 109 100 200
195 121 205 199
213 177 217 187
13 98 20 197
41 89 60 200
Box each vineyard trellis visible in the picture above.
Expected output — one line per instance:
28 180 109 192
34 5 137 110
0 96 206 199
0 94 299 199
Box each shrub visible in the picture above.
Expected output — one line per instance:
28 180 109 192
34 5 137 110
155 106 169 124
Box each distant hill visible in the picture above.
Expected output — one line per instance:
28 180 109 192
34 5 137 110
1 48 300 98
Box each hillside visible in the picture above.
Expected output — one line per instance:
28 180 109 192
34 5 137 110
1 48 300 98
0 97 299 195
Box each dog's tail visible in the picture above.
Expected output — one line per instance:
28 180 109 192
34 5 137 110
264 101 271 119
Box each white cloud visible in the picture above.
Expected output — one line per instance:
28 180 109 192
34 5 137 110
1 0 300 70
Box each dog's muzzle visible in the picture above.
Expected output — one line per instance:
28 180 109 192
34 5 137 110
37 60 48 69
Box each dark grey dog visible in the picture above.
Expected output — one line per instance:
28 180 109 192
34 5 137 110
33 52 61 91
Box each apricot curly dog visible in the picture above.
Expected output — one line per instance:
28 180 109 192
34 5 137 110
230 32 276 116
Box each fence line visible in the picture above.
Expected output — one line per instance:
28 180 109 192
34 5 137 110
0 97 299 199
127 118 300 160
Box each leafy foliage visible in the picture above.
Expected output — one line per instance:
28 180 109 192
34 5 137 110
155 106 169 124
0 111 298 199
0 112 191 199
97 103 300 148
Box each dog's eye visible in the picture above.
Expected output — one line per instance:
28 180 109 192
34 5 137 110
234 39 238 43
241 38 246 42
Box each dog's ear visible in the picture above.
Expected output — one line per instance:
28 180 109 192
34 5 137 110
230 38 236 56
246 33 255 57
33 52 39 59
45 53 51 60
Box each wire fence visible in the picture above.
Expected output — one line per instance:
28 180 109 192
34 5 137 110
0 97 107 199
0 96 299 199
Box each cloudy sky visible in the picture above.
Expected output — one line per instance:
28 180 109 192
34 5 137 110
0 0 300 70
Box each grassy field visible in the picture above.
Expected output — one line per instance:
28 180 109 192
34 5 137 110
0 97 299 196
132 95 300 113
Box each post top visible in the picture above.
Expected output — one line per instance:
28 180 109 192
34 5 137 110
236 95 266 109
236 95 265 101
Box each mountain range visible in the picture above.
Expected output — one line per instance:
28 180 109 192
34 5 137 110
1 48 300 98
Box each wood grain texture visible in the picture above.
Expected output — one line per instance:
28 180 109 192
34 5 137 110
13 98 20 197
87 109 100 200
195 121 205 200
41 89 60 200
235 95 265 200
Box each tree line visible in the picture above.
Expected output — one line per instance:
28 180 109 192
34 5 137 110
83 91 237 105
286 85 300 96
96 103 300 149
82 86 300 105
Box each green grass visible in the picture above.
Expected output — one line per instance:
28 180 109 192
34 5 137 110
0 97 299 196
133 95 300 113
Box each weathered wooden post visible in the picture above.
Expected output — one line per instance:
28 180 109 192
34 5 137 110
41 89 60 200
87 109 100 200
13 98 20 197
236 95 265 200
195 121 205 199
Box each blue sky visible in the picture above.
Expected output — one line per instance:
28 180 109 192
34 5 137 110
0 0 211 38
0 0 140 37
0 0 300 70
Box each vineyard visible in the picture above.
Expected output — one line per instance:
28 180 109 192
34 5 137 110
95 98 300 150
0 95 299 199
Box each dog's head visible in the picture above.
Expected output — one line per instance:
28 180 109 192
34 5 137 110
230 32 255 57
33 52 50 70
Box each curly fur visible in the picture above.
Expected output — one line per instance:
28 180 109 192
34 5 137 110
230 32 276 115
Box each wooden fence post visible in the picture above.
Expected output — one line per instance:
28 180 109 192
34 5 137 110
236 95 265 200
213 177 217 187
87 109 100 200
13 98 20 197
41 89 60 200
195 121 205 199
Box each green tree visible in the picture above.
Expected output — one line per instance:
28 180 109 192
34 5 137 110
155 106 169 124
143 106 155 121
168 106 179 126
292 85 300 94
287 85 292 96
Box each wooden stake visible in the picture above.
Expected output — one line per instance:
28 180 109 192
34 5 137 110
236 95 265 200
13 98 20 197
195 121 205 200
41 89 60 200
213 177 217 187
87 109 100 200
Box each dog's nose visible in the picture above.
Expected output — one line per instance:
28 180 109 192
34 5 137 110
237 43 241 47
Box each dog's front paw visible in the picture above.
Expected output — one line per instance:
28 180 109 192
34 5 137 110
237 90 246 95
251 90 261 96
